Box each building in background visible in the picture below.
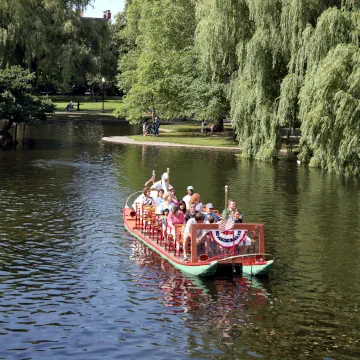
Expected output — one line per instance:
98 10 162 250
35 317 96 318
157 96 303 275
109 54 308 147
77 7 112 21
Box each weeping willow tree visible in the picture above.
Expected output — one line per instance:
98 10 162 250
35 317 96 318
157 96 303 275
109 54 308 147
230 0 285 160
195 0 360 174
299 45 360 175
193 0 251 130
292 5 360 175
0 0 91 84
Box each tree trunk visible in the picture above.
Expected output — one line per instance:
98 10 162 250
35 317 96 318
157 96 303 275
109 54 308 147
151 93 155 122
91 84 96 101
30 57 39 88
214 118 224 132
0 119 13 136
0 120 15 148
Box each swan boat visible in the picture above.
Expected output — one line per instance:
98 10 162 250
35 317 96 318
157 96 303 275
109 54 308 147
123 191 274 278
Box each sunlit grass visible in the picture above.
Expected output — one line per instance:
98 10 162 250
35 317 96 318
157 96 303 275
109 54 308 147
129 123 238 147
49 95 121 112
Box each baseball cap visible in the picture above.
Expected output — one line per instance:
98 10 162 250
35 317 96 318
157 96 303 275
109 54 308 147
206 203 214 209
187 186 194 190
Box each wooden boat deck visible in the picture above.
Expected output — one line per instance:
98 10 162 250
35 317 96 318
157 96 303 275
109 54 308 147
124 207 269 268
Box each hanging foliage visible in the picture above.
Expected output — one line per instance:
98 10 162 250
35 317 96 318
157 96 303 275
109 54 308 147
116 0 360 174
299 44 360 175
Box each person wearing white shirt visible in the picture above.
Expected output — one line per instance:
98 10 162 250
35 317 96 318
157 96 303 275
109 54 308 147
182 212 210 260
183 185 194 205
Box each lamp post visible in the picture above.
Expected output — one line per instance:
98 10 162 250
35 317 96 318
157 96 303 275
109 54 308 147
101 77 105 113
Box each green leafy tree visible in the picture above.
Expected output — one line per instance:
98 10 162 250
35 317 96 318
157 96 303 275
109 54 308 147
115 0 197 123
0 0 119 94
299 44 360 175
0 66 54 147
0 1 90 84
195 0 360 174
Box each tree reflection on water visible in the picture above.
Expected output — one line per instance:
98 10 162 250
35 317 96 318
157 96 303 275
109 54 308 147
130 240 271 340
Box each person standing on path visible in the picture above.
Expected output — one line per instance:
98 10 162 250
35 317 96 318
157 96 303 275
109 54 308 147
153 116 161 136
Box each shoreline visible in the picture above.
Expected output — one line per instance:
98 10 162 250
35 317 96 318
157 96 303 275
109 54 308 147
102 136 241 152
46 114 296 156
102 136 295 156
47 112 126 122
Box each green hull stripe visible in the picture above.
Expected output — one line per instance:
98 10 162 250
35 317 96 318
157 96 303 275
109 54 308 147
124 223 272 277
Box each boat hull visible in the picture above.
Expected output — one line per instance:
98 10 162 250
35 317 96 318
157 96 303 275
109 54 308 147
123 207 273 278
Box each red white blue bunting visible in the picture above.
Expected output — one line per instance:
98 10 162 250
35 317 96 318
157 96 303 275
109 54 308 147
209 230 248 248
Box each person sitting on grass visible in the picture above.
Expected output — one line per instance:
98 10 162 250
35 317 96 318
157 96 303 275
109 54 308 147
144 121 153 136
182 212 210 261
65 100 73 111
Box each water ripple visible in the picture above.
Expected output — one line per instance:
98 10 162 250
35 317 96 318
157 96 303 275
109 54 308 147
1 122 360 359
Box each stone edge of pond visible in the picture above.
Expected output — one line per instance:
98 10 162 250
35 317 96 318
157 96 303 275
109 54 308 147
102 136 241 152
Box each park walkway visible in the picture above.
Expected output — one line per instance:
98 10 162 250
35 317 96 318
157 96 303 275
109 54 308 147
102 136 241 152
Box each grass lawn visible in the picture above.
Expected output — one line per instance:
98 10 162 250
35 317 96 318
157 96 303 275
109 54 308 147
129 123 238 147
49 95 121 112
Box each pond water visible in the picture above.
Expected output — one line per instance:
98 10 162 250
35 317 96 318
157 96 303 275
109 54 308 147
0 121 359 360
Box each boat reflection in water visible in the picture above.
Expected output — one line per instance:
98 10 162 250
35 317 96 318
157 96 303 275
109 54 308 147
130 240 271 338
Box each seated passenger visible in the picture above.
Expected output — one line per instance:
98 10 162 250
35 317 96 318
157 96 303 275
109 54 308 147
233 209 243 223
167 205 186 237
185 202 197 221
178 200 187 215
140 187 154 206
221 199 236 220
154 189 165 214
203 203 220 222
182 186 194 206
160 193 173 213
189 193 203 212
232 208 250 254
207 215 219 256
169 188 179 205
238 233 252 254
132 192 145 210
182 212 210 260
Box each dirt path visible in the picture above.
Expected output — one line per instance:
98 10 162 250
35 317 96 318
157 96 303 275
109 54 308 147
102 136 241 152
